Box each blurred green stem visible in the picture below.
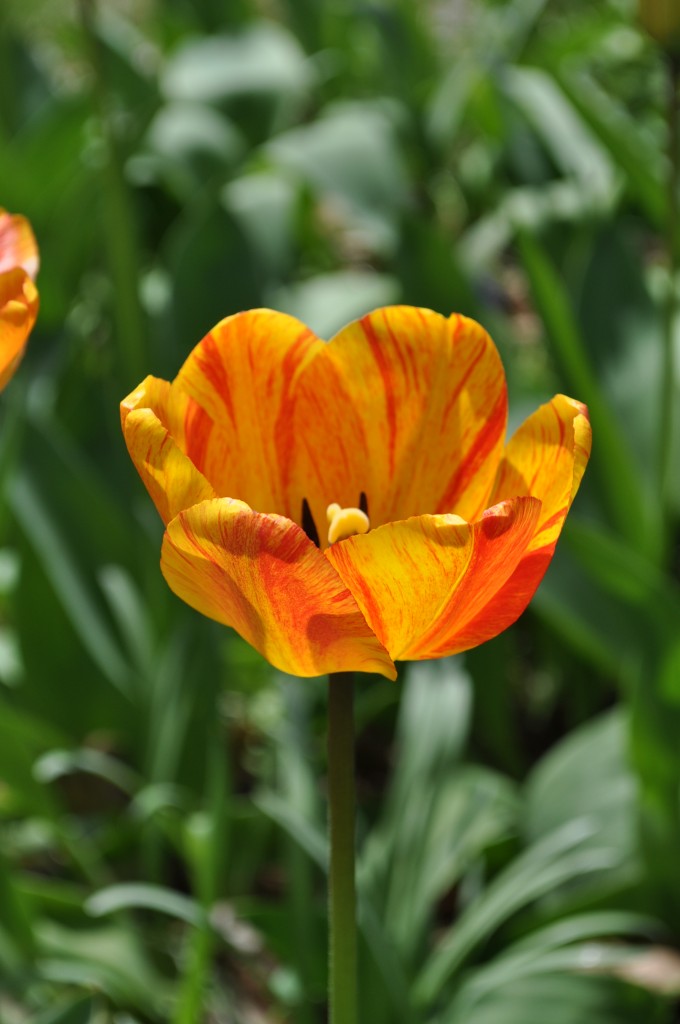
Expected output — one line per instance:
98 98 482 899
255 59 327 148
327 673 358 1024
173 725 227 1022
0 7 14 141
77 0 147 386
661 54 680 549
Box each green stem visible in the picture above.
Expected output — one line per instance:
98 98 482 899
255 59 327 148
660 52 680 551
78 0 147 386
327 672 358 1024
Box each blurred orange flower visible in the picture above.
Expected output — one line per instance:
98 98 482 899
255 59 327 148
0 209 39 390
121 307 591 679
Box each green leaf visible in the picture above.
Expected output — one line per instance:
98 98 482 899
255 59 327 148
554 69 664 228
266 101 409 257
37 921 169 1015
413 819 626 1006
503 66 614 203
447 969 669 1024
272 271 400 339
8 472 132 696
517 229 659 558
28 997 96 1024
162 23 313 105
525 709 637 861
86 883 206 927
34 747 139 795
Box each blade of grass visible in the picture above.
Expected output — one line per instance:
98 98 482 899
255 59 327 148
517 229 660 560
174 728 229 1024
77 0 148 386
8 470 133 696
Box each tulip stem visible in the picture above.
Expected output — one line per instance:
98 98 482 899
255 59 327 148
327 672 358 1024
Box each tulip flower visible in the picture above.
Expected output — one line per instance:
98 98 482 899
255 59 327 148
0 208 39 390
121 306 591 680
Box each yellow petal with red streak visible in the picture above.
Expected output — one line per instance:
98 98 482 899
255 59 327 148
121 375 216 524
295 306 508 539
171 309 325 523
325 497 541 661
161 499 396 679
0 268 39 390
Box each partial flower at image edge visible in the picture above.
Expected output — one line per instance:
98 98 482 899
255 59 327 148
0 207 39 391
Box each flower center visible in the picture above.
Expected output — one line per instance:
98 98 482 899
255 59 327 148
326 503 370 545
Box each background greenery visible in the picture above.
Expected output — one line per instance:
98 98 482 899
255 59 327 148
1 0 679 1020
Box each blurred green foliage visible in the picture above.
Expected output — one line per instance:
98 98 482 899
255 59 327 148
0 0 679 1020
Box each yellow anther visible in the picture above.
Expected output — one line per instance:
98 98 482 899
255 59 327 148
326 503 370 545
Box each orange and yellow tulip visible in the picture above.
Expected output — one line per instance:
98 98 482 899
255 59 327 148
0 208 39 390
121 307 591 680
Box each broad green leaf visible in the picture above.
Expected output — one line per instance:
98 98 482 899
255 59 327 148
525 710 637 859
272 271 400 339
162 201 260 353
223 172 301 284
162 22 313 105
266 101 409 257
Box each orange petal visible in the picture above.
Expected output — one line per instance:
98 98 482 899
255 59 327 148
121 375 216 524
161 499 396 679
325 497 541 661
171 309 325 523
295 306 508 540
446 395 591 650
0 268 39 390
0 209 39 279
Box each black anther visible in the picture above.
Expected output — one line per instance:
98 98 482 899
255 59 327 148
301 498 320 547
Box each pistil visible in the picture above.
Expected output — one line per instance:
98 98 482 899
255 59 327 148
327 503 370 546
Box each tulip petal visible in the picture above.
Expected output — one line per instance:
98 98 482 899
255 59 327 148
490 394 591 552
161 499 396 679
171 309 325 523
0 209 39 279
325 496 541 661
444 395 591 651
296 306 508 538
0 268 39 390
121 376 216 524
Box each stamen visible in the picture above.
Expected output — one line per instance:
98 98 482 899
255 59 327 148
301 498 320 547
359 491 369 516
326 503 370 545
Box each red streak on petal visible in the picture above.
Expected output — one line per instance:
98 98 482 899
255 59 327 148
273 327 313 512
359 314 398 477
437 389 506 513
184 398 213 473
441 340 486 422
196 330 236 424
